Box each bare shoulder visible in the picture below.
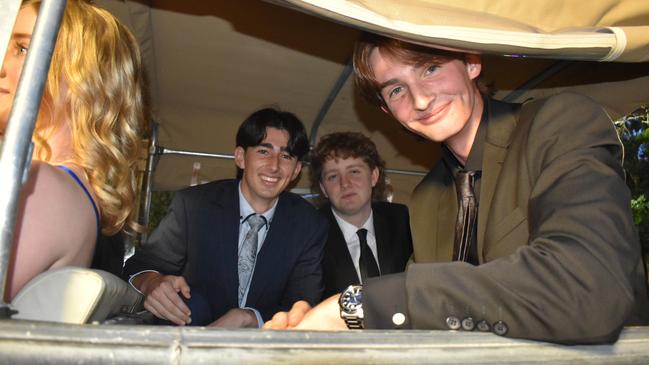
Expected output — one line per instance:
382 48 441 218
21 162 96 255
8 162 97 298
24 162 90 209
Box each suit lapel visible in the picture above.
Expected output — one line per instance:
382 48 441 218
373 205 393 274
436 171 457 261
325 207 360 284
245 193 289 306
208 181 240 309
477 99 520 262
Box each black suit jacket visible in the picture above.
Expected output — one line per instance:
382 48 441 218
321 202 413 298
123 179 327 325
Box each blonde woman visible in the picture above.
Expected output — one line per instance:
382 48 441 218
0 0 147 300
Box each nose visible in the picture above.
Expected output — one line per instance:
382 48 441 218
411 83 434 111
340 173 351 188
267 153 280 171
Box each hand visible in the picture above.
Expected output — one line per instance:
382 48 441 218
209 308 258 328
294 294 347 331
135 272 192 325
264 300 312 329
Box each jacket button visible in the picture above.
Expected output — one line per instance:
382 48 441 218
445 316 461 330
392 312 406 327
461 317 475 331
492 320 508 336
476 320 490 332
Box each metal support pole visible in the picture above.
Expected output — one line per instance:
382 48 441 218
309 59 353 147
503 61 569 103
0 0 67 314
139 123 159 244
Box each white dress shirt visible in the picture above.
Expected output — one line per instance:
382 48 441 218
331 207 381 284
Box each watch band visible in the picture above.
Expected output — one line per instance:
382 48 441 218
339 285 364 329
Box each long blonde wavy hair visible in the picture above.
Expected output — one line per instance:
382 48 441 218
24 0 148 235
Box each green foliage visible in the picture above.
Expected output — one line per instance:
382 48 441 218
615 105 649 273
148 191 175 232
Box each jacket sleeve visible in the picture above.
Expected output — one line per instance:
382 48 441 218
278 211 328 313
123 191 189 278
365 93 646 344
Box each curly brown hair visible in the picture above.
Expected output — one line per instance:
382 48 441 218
309 132 388 204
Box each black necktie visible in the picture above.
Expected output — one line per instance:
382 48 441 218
357 228 380 282
453 170 478 262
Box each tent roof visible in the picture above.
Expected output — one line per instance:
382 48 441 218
96 0 649 203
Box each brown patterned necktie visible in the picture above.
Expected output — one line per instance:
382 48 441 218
453 170 478 262
357 228 380 282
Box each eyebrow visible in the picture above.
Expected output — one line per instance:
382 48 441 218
377 78 400 93
258 142 291 153
12 33 32 40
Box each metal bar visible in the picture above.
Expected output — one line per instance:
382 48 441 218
309 59 354 146
0 0 67 312
159 147 234 160
1 321 649 364
157 148 426 176
385 168 426 177
0 0 21 71
503 61 570 103
139 123 159 243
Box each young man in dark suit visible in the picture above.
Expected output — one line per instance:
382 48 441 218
309 132 412 299
265 34 648 344
124 108 327 328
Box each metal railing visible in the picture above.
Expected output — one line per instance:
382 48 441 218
0 0 67 315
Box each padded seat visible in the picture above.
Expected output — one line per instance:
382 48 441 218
11 266 143 324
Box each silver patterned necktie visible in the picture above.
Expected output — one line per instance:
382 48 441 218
238 214 266 306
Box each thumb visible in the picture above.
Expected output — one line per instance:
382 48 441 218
174 276 191 299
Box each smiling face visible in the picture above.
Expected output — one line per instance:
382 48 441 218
369 48 483 155
1 5 37 133
235 127 302 212
320 156 378 224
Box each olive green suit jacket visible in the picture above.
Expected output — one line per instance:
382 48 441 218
365 93 648 344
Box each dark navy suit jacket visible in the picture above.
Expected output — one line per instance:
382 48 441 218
124 179 327 325
321 202 413 299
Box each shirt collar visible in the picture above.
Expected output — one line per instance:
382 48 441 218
331 207 375 242
238 181 277 225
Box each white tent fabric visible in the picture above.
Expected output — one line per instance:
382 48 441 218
270 0 649 62
96 0 649 204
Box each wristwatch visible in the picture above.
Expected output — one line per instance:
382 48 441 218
339 285 364 329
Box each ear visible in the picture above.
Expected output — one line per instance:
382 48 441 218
290 161 302 181
370 167 380 187
319 181 329 199
465 54 482 80
234 146 246 170
380 104 391 115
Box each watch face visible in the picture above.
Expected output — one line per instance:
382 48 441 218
341 286 362 312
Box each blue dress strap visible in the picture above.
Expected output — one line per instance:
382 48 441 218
55 165 101 235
